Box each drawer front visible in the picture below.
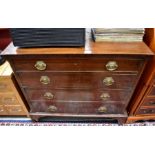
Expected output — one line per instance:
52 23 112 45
136 107 155 115
0 78 12 92
0 93 19 105
30 101 125 114
0 105 7 115
24 89 130 103
141 97 155 107
17 72 137 89
148 85 155 96
12 57 143 72
5 105 26 115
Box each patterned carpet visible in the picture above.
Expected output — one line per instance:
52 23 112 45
1 122 155 126
0 117 155 126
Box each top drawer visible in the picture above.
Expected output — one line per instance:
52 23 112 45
12 57 144 72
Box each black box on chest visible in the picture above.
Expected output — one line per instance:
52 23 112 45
10 28 85 47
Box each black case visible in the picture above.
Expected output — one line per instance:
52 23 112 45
10 28 85 48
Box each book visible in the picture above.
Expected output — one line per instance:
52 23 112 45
94 28 145 34
92 28 145 42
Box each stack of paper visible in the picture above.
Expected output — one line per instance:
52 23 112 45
92 28 145 42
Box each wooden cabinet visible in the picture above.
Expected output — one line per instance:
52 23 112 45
2 31 153 124
0 61 29 116
127 28 155 123
0 28 12 65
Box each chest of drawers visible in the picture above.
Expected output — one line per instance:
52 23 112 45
2 33 153 124
0 61 29 116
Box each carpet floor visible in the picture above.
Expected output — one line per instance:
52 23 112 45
0 117 155 126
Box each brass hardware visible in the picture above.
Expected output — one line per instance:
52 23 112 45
35 61 46 71
100 93 110 100
103 77 114 86
98 106 107 113
3 97 15 104
48 105 57 112
106 61 118 71
0 84 6 89
0 109 4 112
149 101 155 105
40 76 50 85
44 92 54 100
10 108 22 112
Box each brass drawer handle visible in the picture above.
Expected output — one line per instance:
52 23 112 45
40 76 50 85
100 93 110 100
35 61 46 71
103 77 114 86
106 61 118 71
98 106 107 113
48 105 57 112
44 92 54 100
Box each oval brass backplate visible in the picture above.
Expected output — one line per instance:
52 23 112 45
35 61 46 71
106 61 118 71
100 93 110 100
103 77 114 86
98 106 107 113
40 76 50 85
48 105 57 112
44 92 54 100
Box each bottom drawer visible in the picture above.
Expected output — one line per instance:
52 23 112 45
30 101 125 115
136 107 155 115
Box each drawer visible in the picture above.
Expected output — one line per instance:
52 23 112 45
12 57 143 72
136 107 155 115
30 101 125 114
148 85 155 96
0 93 19 105
0 78 12 92
5 105 26 115
0 105 7 115
141 97 155 107
17 72 137 89
24 88 130 103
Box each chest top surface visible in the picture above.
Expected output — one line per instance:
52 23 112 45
1 30 153 56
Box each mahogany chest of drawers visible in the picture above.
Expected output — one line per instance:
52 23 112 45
2 34 153 124
0 61 29 116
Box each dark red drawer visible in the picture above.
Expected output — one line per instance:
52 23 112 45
148 85 155 96
30 101 125 115
12 57 143 72
24 88 130 103
17 72 137 89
